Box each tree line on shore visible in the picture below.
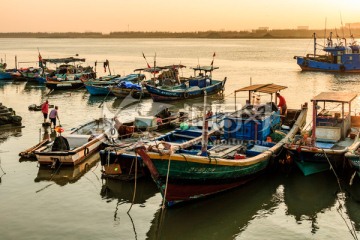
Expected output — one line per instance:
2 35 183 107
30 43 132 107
0 29 359 39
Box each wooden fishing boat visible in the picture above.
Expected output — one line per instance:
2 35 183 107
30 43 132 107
35 118 118 167
285 92 360 176
99 109 191 178
145 66 226 102
294 33 360 73
84 73 146 96
44 57 96 90
134 84 308 206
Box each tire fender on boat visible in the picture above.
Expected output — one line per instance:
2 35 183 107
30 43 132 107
302 60 308 67
183 91 189 99
340 64 346 72
84 147 90 156
110 127 116 135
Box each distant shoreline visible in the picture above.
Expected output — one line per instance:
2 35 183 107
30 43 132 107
0 29 358 39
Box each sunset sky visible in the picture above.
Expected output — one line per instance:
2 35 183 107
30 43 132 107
3 0 360 33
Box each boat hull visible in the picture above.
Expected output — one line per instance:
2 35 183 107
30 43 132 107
85 84 113 96
145 79 225 102
285 146 348 176
46 80 84 90
296 57 360 73
151 156 268 205
0 72 12 80
36 136 104 166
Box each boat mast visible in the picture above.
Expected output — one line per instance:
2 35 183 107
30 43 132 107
201 91 208 156
313 33 317 57
311 100 317 145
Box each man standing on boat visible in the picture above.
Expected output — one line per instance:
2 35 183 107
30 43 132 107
276 92 287 115
49 106 59 128
41 100 49 123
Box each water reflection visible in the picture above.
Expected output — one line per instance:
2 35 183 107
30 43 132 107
0 128 22 145
146 173 282 240
34 152 99 186
283 170 338 233
100 178 158 205
344 178 360 231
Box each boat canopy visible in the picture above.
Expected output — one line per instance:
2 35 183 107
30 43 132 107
134 67 165 73
42 57 86 64
311 92 358 103
191 66 219 72
234 83 287 94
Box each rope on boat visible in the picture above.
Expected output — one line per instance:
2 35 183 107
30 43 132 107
322 150 359 240
46 89 54 96
162 153 172 210
0 158 6 175
349 171 357 186
127 151 138 213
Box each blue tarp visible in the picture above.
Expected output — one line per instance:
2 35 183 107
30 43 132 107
117 81 142 90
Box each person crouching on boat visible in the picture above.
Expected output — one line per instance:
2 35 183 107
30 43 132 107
41 100 49 123
49 106 59 129
276 92 287 116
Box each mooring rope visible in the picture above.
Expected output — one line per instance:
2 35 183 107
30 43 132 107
162 153 172 210
127 152 138 213
322 150 358 240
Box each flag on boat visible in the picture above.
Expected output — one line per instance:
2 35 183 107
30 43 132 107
38 52 44 68
211 52 216 66
142 52 151 68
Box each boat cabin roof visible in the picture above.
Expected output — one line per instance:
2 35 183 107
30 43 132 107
43 57 86 64
134 65 186 73
311 92 357 103
191 66 219 72
234 83 287 94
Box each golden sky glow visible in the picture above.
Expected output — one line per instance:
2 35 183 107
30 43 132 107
2 0 360 32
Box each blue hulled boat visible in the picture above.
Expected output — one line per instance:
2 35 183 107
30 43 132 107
145 66 226 102
294 32 360 73
0 63 13 80
85 73 145 96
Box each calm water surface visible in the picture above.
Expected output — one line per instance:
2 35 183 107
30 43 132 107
0 38 360 240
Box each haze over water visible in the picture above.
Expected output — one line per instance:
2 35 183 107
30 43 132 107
0 38 360 239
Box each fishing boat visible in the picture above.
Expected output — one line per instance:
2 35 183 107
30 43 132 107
99 109 191 179
135 84 308 206
83 74 120 96
294 32 360 72
145 66 226 102
44 57 96 90
108 65 180 99
35 118 118 167
285 92 360 176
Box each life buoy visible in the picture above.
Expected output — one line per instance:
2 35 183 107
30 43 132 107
339 65 346 72
183 91 189 99
110 128 116 135
84 147 89 156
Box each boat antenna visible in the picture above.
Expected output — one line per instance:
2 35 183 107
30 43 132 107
324 17 327 47
335 28 340 46
348 24 355 45
153 52 156 81
340 12 345 38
